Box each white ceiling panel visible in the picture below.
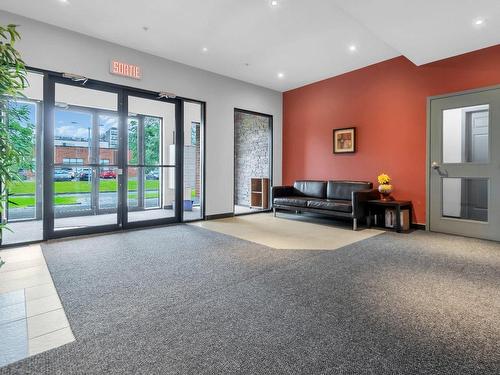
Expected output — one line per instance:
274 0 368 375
0 0 399 91
333 0 500 66
0 0 499 91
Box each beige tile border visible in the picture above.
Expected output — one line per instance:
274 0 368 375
191 212 383 250
0 245 75 366
29 327 75 356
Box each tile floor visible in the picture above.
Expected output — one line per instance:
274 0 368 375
234 204 265 215
191 212 384 250
0 245 75 367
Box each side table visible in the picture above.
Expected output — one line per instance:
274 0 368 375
367 200 412 233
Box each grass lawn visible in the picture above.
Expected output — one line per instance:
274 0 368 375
8 180 160 195
9 196 78 208
8 187 160 208
8 180 161 209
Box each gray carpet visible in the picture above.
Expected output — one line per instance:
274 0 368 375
1 225 499 374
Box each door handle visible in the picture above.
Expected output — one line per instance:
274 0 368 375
431 161 448 177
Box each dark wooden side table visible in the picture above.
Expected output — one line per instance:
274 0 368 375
367 200 412 233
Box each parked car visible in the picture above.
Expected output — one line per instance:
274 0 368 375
146 170 159 180
100 169 117 179
54 169 73 182
60 167 75 179
79 168 92 181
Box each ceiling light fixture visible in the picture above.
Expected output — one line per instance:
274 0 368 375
474 17 485 26
59 0 69 4
270 0 279 7
202 47 208 53
349 44 357 52
277 72 284 79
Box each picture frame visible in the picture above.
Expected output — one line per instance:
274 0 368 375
333 127 356 154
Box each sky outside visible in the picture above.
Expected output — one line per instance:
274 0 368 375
55 110 118 141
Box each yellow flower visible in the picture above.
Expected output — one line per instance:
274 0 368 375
378 173 391 185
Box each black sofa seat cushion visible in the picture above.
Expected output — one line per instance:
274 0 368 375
273 196 309 207
307 198 352 213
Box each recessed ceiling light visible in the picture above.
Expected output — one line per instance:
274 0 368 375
349 44 357 52
474 17 485 26
270 0 279 7
59 0 69 4
202 47 208 53
277 72 284 79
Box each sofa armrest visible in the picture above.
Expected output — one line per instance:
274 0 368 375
352 189 379 218
272 185 295 199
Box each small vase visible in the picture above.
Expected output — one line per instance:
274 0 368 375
378 184 394 201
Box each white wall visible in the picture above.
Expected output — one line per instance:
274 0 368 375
1 11 282 216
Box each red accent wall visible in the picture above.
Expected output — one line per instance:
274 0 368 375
283 45 500 224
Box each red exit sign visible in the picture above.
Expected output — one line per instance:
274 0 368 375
110 60 141 80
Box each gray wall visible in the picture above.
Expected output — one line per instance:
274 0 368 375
0 11 282 216
234 112 271 207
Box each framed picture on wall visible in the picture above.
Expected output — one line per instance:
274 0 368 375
333 127 356 153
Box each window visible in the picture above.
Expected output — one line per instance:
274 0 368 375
62 158 84 165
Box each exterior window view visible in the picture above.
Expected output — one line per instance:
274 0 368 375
1 2 500 375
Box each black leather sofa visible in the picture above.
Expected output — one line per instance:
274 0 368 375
272 180 378 230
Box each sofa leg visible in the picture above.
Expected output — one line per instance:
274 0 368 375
353 218 358 231
273 207 276 217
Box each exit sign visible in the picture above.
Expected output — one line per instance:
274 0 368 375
110 60 141 80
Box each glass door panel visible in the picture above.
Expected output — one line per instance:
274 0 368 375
52 82 120 233
2 71 44 245
126 95 178 225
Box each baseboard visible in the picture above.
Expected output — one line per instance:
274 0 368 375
411 223 426 230
205 212 234 220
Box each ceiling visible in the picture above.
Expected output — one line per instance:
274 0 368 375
1 0 499 92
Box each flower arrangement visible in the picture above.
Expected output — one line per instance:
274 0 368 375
377 173 391 185
377 173 393 201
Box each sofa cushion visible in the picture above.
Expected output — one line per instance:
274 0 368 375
293 180 327 199
273 196 309 207
327 181 372 200
307 199 352 213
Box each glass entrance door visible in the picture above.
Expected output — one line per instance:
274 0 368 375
124 93 181 227
429 87 500 241
46 77 122 237
38 75 195 242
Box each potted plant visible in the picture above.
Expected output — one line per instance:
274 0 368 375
0 23 30 256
